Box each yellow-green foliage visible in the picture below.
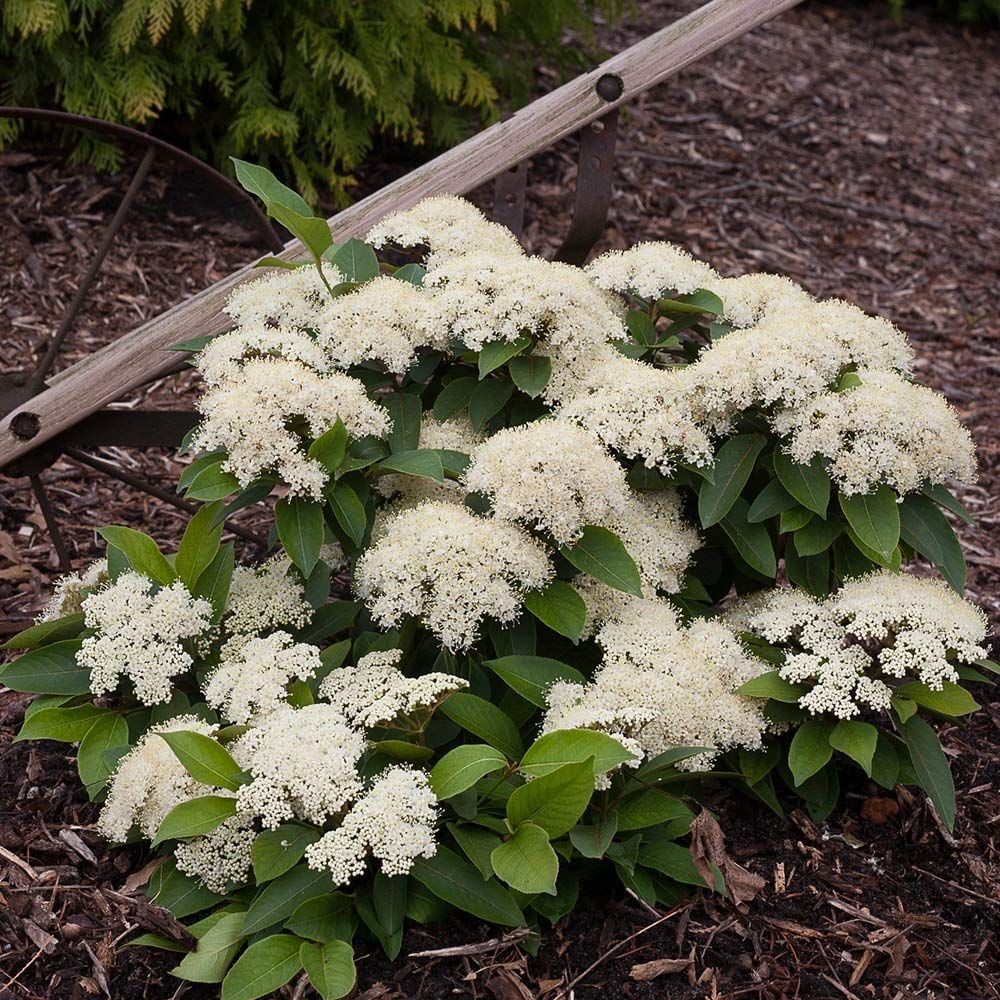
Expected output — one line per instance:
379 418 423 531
0 0 615 199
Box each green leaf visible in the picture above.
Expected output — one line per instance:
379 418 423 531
147 860 225 919
793 516 841 557
468 378 514 430
194 543 235 622
902 715 955 831
159 731 244 791
507 759 595 837
0 640 90 695
172 911 245 984
180 457 241 501
371 740 434 762
660 289 724 315
176 502 224 589
77 713 129 797
698 434 767 527
892 695 917 723
774 452 830 518
429 744 507 800
294 601 361 644
448 823 500 880
839 486 900 562
323 482 367 548
285 893 356 943
376 449 445 482
242 866 331 936
829 720 878 776
491 822 558 894
381 392 422 453
784 546 831 598
439 693 524 760
483 656 585 708
329 239 379 283
747 478 796 523
569 813 618 859
615 791 693 833
893 681 980 718
300 940 356 1000
2 613 85 651
128 933 189 953
780 506 814 534
410 847 524 926
899 494 966 592
923 483 973 524
15 703 112 743
478 334 532 379
221 933 303 1000
508 355 552 398
231 159 312 216
520 729 635 778
393 263 426 286
307 419 348 474
268 202 332 262
276 497 324 576
432 377 478 421
523 580 586 641
787 719 835 787
559 525 642 597
721 498 777 578
251 825 322 884
98 526 175 584
153 795 237 846
735 670 805 703
871 735 900 790
636 831 708 887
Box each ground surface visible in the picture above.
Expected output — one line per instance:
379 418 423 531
1 0 998 997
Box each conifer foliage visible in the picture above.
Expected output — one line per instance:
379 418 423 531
0 0 610 197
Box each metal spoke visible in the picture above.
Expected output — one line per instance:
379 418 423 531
493 161 528 237
29 146 158 392
64 448 269 549
29 474 72 572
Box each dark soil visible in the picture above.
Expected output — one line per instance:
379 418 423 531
1 0 999 997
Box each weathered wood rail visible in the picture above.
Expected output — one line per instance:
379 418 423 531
0 0 803 470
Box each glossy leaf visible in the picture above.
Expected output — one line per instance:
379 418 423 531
698 434 767 527
839 486 900 562
429 744 507 800
560 526 642 597
491 822 558 894
774 451 830 518
523 580 586 641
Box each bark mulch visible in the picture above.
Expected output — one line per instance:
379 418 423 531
1 1 999 997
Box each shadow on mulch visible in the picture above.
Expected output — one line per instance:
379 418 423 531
1 0 999 997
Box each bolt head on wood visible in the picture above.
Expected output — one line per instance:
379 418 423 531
11 412 41 440
596 73 624 101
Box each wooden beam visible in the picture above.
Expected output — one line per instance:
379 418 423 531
0 0 803 470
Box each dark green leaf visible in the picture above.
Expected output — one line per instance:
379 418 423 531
774 452 830 518
721 498 777 577
482 656 585 708
432 377 478 421
98 526 175 584
2 613 85 651
276 497 324 576
242 866 331 936
508 355 552 398
221 933 303 1000
439 693 524 760
381 392 422 453
478 334 532 379
523 580 586 641
899 494 966 592
747 478 796 523
410 846 524 926
329 239 379 283
788 719 835 787
176 502 224 590
231 159 312 216
158 731 244 791
429 744 507 800
468 379 514 430
375 449 445 482
698 434 767 527
839 486 900 562
829 720 878 776
153 795 237 846
560 526 642 597
735 670 806 703
323 482 367 548
0 640 90 695
902 715 955 831
307 419 348 474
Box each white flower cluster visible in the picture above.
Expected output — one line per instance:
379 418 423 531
193 357 389 498
729 572 988 718
542 596 767 773
98 715 220 842
375 414 481 509
615 490 700 594
224 262 341 329
174 815 256 894
230 704 366 829
425 252 625 363
319 648 467 729
38 558 107 621
772 368 977 496
585 241 718 299
356 500 552 650
204 631 321 724
79 572 212 705
224 556 314 637
367 196 523 270
314 276 437 372
463 419 630 545
305 766 438 883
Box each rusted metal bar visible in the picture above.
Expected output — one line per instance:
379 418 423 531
28 475 72 572
63 448 268 548
493 162 528 237
28 145 158 391
553 105 619 265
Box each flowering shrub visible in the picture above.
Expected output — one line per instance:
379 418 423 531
3 167 995 997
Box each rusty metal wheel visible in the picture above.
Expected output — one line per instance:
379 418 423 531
1 109 280 626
